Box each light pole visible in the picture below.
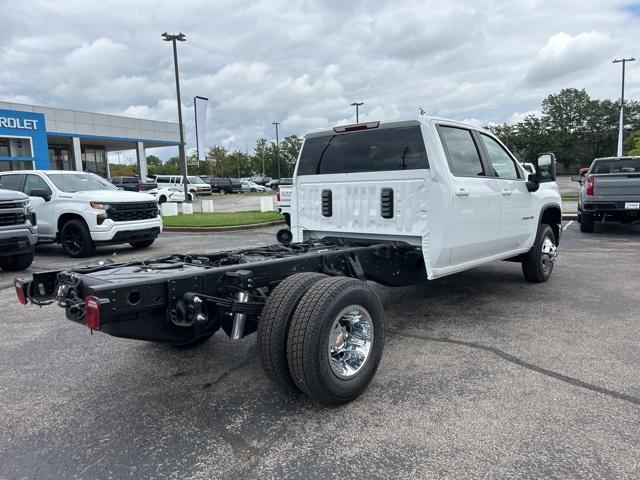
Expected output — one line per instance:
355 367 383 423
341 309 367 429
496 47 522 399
162 32 189 200
613 57 636 156
272 122 281 179
350 101 364 123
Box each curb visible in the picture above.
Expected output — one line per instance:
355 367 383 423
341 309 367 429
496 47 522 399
163 219 285 233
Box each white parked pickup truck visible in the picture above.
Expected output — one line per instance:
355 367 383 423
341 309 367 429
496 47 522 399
292 118 562 282
0 171 162 257
18 117 562 406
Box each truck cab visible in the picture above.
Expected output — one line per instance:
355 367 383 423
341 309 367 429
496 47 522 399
292 118 562 280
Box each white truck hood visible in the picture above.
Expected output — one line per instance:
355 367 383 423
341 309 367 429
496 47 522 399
63 190 157 202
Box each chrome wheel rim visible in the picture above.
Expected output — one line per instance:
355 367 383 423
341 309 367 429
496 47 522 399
541 236 557 272
327 305 374 379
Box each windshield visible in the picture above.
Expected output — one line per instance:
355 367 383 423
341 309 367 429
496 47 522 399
591 158 640 174
297 125 429 175
188 176 205 184
46 173 117 192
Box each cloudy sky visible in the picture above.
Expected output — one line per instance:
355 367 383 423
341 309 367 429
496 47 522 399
1 0 639 159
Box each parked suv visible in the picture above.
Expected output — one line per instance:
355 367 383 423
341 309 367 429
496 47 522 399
200 176 241 194
0 188 37 271
0 171 162 258
108 176 157 192
153 175 212 196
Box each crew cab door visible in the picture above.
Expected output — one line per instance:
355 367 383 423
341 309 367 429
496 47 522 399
477 133 534 251
437 125 501 265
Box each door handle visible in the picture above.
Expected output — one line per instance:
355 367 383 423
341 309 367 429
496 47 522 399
455 188 470 197
501 189 512 196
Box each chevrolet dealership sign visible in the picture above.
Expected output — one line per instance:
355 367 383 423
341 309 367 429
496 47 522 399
0 116 39 130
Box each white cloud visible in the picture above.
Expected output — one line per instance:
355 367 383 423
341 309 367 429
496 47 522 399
524 31 615 84
508 110 543 124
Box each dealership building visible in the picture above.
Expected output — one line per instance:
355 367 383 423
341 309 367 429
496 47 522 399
0 101 181 178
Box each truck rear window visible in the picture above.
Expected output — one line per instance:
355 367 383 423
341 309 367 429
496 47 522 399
297 126 429 175
591 158 640 174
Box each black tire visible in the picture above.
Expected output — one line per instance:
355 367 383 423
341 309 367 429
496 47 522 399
251 188 257 192
61 219 95 258
522 224 557 283
0 249 35 271
287 276 384 405
219 188 226 195
580 214 595 233
187 193 194 202
283 213 291 227
158 195 167 204
129 239 155 249
258 273 327 390
172 333 214 349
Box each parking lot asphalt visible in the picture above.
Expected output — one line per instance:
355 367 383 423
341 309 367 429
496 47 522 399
1 223 639 479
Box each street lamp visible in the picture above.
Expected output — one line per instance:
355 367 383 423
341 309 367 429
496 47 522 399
350 101 364 123
162 32 189 200
272 122 281 179
613 57 636 156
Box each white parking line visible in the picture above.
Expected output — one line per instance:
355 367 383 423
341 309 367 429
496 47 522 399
563 221 574 231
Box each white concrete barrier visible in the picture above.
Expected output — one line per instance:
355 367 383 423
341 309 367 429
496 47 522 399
201 199 214 213
182 202 194 215
161 202 179 217
260 196 274 212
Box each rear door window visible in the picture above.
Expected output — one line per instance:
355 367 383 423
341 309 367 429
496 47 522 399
437 126 485 177
297 125 428 175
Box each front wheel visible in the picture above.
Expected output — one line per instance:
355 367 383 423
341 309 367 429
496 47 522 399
187 192 194 202
219 188 226 195
522 224 557 283
0 249 35 271
287 276 384 405
130 239 155 249
158 195 167 204
61 219 95 258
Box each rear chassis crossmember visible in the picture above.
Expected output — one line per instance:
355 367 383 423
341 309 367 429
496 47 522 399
21 239 426 345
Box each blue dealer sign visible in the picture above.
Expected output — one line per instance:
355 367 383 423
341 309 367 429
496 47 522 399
0 109 49 169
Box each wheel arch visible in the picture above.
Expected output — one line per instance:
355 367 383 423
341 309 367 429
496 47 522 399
539 203 562 245
57 212 89 237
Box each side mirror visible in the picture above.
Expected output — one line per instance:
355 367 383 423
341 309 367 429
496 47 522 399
570 175 582 182
30 189 52 201
532 152 556 183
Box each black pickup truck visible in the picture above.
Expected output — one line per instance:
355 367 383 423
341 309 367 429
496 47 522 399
200 176 241 194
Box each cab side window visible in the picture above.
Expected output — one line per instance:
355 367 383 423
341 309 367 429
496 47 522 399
24 174 52 196
438 126 485 177
480 134 520 180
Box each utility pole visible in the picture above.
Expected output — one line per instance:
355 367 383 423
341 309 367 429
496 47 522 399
613 57 636 156
272 122 281 179
162 32 189 200
350 101 364 123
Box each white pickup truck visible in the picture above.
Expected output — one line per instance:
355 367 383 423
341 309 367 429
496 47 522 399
292 118 562 282
0 171 162 257
18 117 562 405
